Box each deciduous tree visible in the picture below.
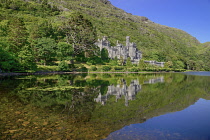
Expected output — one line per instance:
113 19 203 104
34 37 57 65
60 12 97 55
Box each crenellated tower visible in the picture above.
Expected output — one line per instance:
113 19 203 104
95 36 142 64
126 36 130 47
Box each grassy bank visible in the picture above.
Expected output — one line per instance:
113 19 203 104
36 63 186 73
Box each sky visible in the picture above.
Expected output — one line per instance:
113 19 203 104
109 0 210 43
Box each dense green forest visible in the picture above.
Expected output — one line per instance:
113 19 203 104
0 0 209 72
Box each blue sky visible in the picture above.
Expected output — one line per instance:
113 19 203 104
109 0 210 43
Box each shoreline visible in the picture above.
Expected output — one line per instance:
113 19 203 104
0 71 173 77
0 71 81 77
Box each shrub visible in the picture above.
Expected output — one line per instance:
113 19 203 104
79 66 88 72
75 64 84 69
86 62 92 66
114 66 124 71
130 67 139 72
68 64 75 68
102 73 111 78
58 61 69 71
102 65 111 71
90 74 97 78
89 66 97 71
174 69 186 72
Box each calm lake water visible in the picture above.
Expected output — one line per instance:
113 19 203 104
0 72 210 140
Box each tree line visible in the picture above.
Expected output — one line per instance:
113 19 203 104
0 0 209 72
0 0 98 72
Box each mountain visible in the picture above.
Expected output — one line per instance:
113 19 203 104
0 0 209 71
202 42 210 48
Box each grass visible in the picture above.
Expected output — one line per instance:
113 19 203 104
34 63 187 73
37 65 58 72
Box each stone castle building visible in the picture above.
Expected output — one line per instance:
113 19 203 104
95 36 142 64
144 61 165 67
95 36 165 66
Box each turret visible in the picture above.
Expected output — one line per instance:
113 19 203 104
126 36 130 46
102 36 107 41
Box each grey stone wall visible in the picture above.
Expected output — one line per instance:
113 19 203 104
144 60 165 67
95 36 165 66
95 36 142 64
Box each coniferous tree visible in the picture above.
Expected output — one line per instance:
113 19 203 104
60 12 97 55
101 48 109 62
34 37 57 65
7 18 28 53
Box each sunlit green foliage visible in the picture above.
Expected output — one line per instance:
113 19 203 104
33 37 57 65
101 48 109 62
58 60 69 71
60 12 97 55
18 46 37 71
57 42 73 61
0 0 209 72
0 46 20 72
89 66 97 71
102 65 111 71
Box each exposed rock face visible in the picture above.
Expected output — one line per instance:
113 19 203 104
100 0 111 5
95 36 142 64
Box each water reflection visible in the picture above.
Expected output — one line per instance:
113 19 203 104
95 77 164 106
95 79 141 106
144 76 164 84
0 73 210 139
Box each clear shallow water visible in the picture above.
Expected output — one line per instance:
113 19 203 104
0 72 210 139
184 71 210 76
105 98 210 140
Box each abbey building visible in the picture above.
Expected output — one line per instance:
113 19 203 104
95 36 142 64
95 36 165 67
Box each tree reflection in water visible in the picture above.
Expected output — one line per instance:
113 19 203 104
0 73 209 139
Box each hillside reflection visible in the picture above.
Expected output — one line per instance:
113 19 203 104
0 73 209 139
95 77 164 106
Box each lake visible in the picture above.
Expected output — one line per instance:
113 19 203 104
0 72 210 140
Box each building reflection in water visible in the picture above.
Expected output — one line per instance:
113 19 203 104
95 77 164 106
95 79 141 106
144 76 164 84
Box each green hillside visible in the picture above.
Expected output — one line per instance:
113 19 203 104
0 0 209 72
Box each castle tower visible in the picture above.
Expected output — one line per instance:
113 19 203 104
126 36 130 47
102 36 107 41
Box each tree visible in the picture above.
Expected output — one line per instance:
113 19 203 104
173 60 185 69
57 42 73 61
58 60 69 71
139 59 146 70
0 46 20 72
18 46 37 71
118 56 124 66
101 48 109 62
60 12 97 56
0 19 9 37
110 57 118 66
126 57 132 67
34 37 57 65
27 20 55 43
164 61 173 68
7 18 28 53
